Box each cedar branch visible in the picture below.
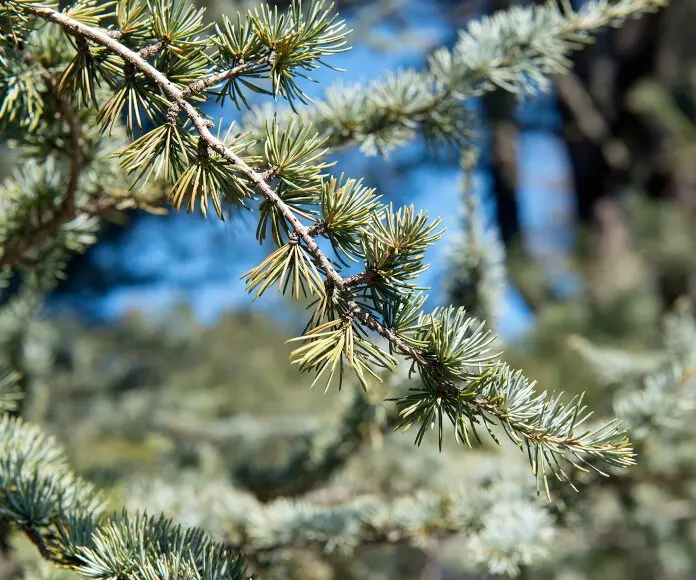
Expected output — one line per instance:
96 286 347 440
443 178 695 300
21 4 433 369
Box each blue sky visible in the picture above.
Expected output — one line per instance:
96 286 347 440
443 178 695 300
49 1 579 341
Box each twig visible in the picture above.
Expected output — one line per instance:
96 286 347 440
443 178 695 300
181 52 275 99
0 69 149 266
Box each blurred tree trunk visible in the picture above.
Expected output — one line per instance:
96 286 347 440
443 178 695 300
483 0 567 313
546 2 675 310
482 0 520 248
555 7 667 218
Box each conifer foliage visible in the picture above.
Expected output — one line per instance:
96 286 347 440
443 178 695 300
0 0 666 576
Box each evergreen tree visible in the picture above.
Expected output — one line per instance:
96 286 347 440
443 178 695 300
0 0 667 577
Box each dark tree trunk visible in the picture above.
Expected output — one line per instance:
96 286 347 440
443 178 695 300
555 9 668 223
483 88 520 247
481 0 520 248
547 4 683 310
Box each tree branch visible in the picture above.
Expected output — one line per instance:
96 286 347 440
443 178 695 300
22 4 434 371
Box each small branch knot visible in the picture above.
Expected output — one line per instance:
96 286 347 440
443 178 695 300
197 137 209 158
324 277 336 297
166 104 180 125
344 269 379 288
124 62 135 82
260 166 278 181
76 35 90 54
138 39 168 60
306 222 328 238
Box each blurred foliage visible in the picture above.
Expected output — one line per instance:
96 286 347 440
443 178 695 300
4 306 548 579
9 309 320 479
6 264 696 580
